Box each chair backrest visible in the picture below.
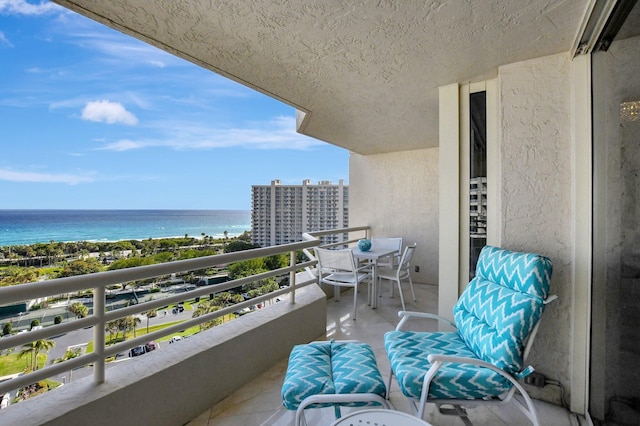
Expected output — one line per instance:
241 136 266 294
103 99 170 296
315 247 357 274
371 237 402 253
398 244 416 272
453 245 553 374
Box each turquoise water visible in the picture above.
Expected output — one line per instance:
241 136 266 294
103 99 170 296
0 210 251 247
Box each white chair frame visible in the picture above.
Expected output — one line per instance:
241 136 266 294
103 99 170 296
376 244 417 310
387 295 558 426
315 247 373 320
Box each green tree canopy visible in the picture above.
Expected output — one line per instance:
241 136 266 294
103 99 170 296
264 254 289 270
224 240 258 253
2 322 12 336
68 302 89 319
228 258 266 280
108 256 156 270
0 266 40 286
59 258 103 277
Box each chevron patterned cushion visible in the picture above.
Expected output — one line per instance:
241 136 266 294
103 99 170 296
453 246 552 374
385 331 512 399
385 246 553 401
281 341 386 410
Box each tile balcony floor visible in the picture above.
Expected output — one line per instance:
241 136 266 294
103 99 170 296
188 283 582 426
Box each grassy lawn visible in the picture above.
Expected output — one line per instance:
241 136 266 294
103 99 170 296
0 353 47 377
127 313 236 342
93 313 236 355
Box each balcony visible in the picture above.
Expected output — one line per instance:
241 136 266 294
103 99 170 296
0 227 581 425
189 286 579 426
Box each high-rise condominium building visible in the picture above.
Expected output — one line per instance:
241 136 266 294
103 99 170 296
251 179 349 247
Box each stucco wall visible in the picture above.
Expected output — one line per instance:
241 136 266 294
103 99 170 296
498 52 573 404
349 148 439 286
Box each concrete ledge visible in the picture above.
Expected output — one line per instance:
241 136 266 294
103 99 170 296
2 284 327 426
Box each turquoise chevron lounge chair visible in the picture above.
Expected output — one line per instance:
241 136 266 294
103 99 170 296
384 246 556 425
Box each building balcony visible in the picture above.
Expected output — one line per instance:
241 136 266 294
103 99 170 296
190 284 579 426
0 227 582 426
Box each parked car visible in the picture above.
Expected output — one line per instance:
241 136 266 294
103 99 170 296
145 341 159 352
234 307 252 316
169 336 182 344
129 345 147 357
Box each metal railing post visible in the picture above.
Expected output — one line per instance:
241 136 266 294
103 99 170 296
93 286 106 384
290 250 296 304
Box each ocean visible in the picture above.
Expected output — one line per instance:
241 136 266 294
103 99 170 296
0 210 251 247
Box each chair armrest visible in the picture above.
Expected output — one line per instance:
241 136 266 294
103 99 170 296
422 354 527 397
396 311 457 331
416 355 540 424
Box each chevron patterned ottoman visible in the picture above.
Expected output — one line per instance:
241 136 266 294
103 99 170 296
282 340 390 426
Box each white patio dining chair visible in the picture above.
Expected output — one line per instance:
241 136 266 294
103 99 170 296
370 237 403 269
315 247 373 320
376 243 417 310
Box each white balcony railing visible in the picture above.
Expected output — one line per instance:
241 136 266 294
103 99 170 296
0 226 370 401
0 240 323 397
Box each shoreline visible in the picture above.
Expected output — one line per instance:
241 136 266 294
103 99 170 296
0 233 251 248
0 232 250 250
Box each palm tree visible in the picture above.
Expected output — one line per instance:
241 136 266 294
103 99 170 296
119 316 141 339
193 301 222 331
144 309 157 334
105 320 120 343
18 339 55 371
68 302 89 319
51 348 81 383
17 343 35 370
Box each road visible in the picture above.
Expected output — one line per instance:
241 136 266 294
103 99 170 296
2 299 196 386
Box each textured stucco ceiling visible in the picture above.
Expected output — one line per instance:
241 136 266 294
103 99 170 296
53 0 589 155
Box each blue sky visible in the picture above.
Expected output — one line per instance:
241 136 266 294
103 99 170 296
0 0 349 210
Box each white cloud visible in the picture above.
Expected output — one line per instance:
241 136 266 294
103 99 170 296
0 30 13 47
0 168 94 185
67 30 178 69
101 139 143 151
97 115 324 152
81 100 138 125
0 0 63 15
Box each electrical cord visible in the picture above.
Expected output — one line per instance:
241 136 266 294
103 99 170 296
545 378 569 409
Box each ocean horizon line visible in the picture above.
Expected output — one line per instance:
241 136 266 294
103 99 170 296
0 210 252 247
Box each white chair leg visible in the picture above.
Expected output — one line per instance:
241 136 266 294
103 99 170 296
408 276 416 301
352 283 358 320
396 279 406 310
385 366 394 400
